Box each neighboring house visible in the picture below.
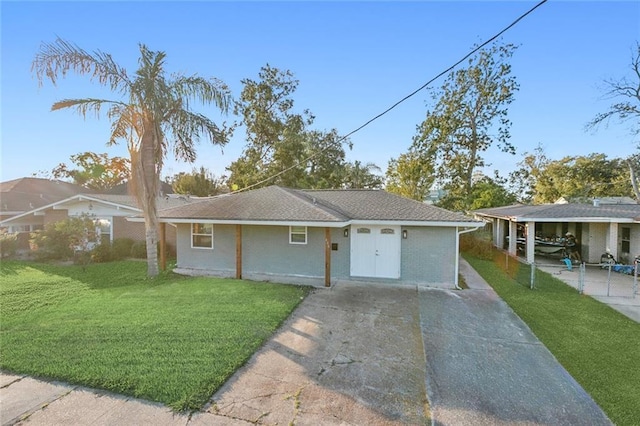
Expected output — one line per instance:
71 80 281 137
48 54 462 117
104 180 174 196
147 185 482 288
0 177 91 228
0 192 198 253
474 201 640 265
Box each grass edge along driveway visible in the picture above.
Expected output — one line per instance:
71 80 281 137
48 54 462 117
0 260 310 412
464 254 640 426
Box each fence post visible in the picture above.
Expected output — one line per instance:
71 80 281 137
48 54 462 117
579 262 585 294
530 261 535 290
607 263 612 297
634 260 638 299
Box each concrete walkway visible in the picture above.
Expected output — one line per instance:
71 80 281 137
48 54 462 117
536 261 640 323
1 261 612 425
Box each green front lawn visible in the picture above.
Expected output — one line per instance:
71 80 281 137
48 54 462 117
465 254 640 426
0 260 310 411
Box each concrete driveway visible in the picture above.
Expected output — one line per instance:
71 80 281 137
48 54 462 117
2 260 612 425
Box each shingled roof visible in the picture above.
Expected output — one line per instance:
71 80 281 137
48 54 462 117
0 177 91 216
475 203 640 222
156 185 478 225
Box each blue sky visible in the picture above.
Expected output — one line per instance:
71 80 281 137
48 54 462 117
1 1 639 184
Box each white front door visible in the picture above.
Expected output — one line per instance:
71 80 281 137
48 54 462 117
350 225 401 279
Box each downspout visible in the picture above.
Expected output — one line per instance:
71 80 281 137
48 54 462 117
455 226 482 289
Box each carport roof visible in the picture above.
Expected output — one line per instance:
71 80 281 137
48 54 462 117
474 203 640 222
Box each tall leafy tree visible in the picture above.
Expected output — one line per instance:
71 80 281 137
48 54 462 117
467 174 517 210
341 161 383 189
508 143 550 203
386 149 435 201
169 166 226 197
586 42 640 201
411 43 519 211
51 152 130 190
228 65 348 189
529 154 632 204
33 38 231 276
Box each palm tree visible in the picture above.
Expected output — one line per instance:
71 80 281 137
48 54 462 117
33 38 231 276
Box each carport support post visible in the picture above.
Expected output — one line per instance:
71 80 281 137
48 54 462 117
236 224 242 279
159 222 166 271
325 227 331 287
525 221 536 264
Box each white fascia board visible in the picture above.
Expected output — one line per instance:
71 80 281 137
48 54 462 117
71 195 142 213
349 219 483 228
127 217 349 228
128 217 483 228
0 194 140 225
513 217 636 223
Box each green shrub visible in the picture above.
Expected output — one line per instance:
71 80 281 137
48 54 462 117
131 241 147 258
91 240 112 263
29 216 98 260
0 231 18 258
111 238 135 260
460 229 493 260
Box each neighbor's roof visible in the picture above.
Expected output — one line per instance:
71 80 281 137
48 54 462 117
0 177 91 215
0 193 202 225
155 185 478 226
474 203 640 222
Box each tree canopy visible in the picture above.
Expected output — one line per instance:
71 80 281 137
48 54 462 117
406 42 519 211
168 166 226 197
510 148 633 204
586 42 640 202
227 65 350 190
385 150 435 201
51 152 130 190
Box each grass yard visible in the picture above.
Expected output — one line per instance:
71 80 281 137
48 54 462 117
0 260 310 411
465 254 640 426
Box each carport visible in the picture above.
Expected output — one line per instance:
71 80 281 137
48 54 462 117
474 202 640 266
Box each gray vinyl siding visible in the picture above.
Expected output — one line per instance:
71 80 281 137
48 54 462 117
175 222 455 288
175 223 236 274
330 227 351 279
242 225 324 277
400 226 456 285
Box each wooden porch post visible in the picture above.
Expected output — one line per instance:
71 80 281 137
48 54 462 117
325 227 331 287
159 222 166 271
236 224 242 279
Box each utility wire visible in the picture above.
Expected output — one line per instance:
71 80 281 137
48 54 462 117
233 0 548 194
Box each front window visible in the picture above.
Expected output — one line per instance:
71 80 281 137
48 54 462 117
192 223 213 249
289 226 307 244
95 218 111 243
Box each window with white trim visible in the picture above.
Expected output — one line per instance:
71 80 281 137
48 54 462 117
192 223 213 249
289 226 307 244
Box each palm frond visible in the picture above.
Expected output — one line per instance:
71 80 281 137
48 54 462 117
169 75 232 114
32 37 132 93
52 98 126 119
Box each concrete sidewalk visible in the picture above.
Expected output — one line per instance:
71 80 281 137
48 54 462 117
1 261 612 425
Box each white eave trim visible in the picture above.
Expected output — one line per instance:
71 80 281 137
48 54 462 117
496 216 638 223
348 219 482 227
128 217 483 228
127 217 349 227
0 194 141 225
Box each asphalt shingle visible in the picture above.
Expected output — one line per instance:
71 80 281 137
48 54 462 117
157 185 477 224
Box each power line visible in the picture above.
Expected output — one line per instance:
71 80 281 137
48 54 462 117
234 0 548 193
